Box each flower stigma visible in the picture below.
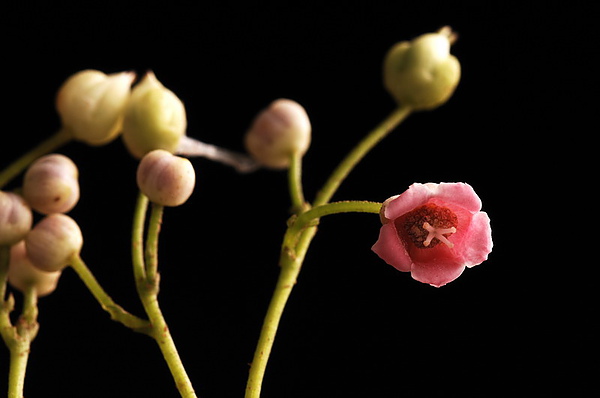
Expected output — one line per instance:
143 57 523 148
397 203 458 249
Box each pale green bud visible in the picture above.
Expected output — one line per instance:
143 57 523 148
56 69 136 145
25 214 83 272
244 99 311 169
8 241 62 297
0 191 33 246
383 26 460 110
22 154 79 214
137 149 196 207
122 72 187 159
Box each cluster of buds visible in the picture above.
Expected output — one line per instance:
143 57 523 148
1 154 83 297
55 68 313 172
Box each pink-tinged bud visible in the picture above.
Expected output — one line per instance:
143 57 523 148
25 214 83 272
122 72 187 159
244 99 311 169
383 27 460 110
0 191 33 246
22 154 79 214
56 69 136 145
137 149 196 207
8 241 61 297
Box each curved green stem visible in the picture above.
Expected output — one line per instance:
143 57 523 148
284 201 382 249
0 129 72 189
68 254 150 333
245 201 381 398
313 105 412 206
288 152 307 213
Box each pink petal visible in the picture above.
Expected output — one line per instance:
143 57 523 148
431 182 482 213
371 223 412 272
410 260 465 287
460 211 493 268
383 183 433 220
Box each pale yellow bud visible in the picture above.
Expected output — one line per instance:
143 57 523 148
383 27 461 110
137 149 196 207
8 241 61 297
0 191 33 246
122 72 187 159
56 69 136 145
244 99 311 169
25 214 83 272
22 154 79 214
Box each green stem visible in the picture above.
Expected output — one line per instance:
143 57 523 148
313 105 412 206
245 201 382 398
138 287 197 398
0 245 15 347
245 225 317 398
0 129 72 189
68 254 150 333
284 201 382 249
0 245 9 303
132 192 197 398
7 284 39 398
132 193 149 283
145 203 164 282
288 152 307 213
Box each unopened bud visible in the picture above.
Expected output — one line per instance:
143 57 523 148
22 154 79 214
0 191 33 246
122 72 187 159
25 214 83 272
383 26 460 110
56 69 136 145
244 99 311 169
8 241 61 297
137 149 196 207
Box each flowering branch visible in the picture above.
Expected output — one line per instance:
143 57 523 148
246 200 382 397
131 192 197 398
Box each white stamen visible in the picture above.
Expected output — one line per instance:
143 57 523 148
176 135 260 173
422 222 456 248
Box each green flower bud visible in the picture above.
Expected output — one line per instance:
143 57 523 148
8 241 62 297
56 69 136 145
0 191 33 246
137 149 196 207
122 72 187 159
22 154 79 215
244 99 311 169
383 26 460 110
25 214 83 272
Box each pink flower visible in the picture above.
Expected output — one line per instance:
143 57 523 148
372 182 492 287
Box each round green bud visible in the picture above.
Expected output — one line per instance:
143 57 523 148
0 191 33 246
122 72 187 159
8 241 62 297
244 99 311 169
22 154 80 214
25 213 83 272
383 26 461 110
137 149 196 207
56 69 136 145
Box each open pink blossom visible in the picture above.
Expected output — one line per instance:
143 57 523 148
372 182 492 287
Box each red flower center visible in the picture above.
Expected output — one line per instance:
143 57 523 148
396 203 458 249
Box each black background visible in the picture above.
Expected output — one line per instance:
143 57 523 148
0 2 593 397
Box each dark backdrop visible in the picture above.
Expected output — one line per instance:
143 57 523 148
1 2 592 397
